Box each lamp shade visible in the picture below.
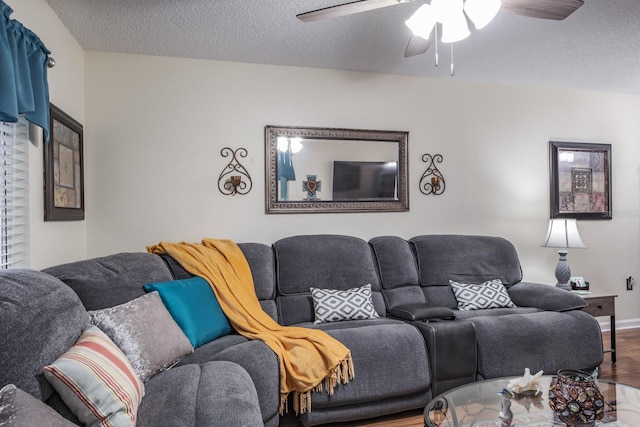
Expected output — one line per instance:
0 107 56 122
542 219 586 249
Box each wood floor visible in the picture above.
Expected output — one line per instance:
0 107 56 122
279 328 640 427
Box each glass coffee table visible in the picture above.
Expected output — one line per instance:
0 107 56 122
424 376 640 426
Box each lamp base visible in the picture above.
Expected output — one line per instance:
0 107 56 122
554 249 572 291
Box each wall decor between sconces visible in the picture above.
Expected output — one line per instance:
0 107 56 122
218 147 252 195
419 153 445 196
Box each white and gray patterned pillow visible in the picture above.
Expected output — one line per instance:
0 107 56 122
449 279 517 311
310 284 380 324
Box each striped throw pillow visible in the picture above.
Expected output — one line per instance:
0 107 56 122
43 325 145 427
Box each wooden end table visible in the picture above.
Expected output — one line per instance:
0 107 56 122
578 292 618 363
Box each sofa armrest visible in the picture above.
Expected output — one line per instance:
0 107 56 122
508 282 587 312
388 303 456 321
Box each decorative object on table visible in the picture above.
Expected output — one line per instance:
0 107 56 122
419 153 445 196
497 388 514 421
507 368 544 396
548 369 604 426
570 276 589 291
542 218 587 290
217 147 252 196
549 141 612 220
426 397 449 426
302 175 321 200
44 104 84 221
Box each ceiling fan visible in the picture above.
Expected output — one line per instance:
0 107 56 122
297 0 584 59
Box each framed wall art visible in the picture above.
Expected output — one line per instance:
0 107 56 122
44 104 84 221
549 141 611 220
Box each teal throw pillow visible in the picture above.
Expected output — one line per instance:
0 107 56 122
144 277 233 348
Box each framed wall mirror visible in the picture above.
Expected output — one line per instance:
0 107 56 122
265 125 409 214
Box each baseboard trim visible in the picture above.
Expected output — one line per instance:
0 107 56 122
598 318 640 332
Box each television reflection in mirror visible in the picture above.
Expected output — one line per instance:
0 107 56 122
332 161 398 201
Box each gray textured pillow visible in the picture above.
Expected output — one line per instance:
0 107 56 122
89 291 193 382
0 384 76 426
310 284 380 324
450 279 516 311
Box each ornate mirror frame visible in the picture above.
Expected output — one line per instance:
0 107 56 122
265 125 409 214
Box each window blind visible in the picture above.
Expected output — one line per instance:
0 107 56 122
0 118 29 269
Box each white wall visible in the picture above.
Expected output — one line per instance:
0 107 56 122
84 52 640 322
10 0 86 269
9 0 640 323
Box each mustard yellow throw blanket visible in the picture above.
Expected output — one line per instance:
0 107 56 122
147 238 354 414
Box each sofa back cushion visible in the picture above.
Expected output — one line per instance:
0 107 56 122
410 235 523 308
159 243 278 321
0 269 89 401
43 252 173 311
274 235 384 326
238 243 277 320
369 236 424 310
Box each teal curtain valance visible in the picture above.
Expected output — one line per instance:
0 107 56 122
0 0 51 141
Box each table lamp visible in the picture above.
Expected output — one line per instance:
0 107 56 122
542 218 586 290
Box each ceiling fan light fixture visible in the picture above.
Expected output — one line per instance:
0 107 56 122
429 0 451 23
405 4 436 40
440 19 470 43
464 0 501 29
439 0 470 43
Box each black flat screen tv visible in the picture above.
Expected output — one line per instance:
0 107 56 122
332 161 397 201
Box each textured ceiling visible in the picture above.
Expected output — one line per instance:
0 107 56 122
46 0 640 95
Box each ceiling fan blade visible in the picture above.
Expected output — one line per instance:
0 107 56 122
501 0 584 20
405 34 434 57
297 0 415 22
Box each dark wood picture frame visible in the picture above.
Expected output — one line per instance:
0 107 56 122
44 104 84 221
549 141 611 220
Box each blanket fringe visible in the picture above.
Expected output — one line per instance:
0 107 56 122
279 352 355 415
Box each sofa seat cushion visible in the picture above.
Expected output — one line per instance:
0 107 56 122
297 320 430 407
297 317 401 331
177 334 249 365
466 310 604 379
177 337 280 426
138 361 262 427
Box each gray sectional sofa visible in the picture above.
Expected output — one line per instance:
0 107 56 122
0 234 604 426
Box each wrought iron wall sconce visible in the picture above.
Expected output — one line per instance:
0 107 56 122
218 147 252 195
419 153 445 196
